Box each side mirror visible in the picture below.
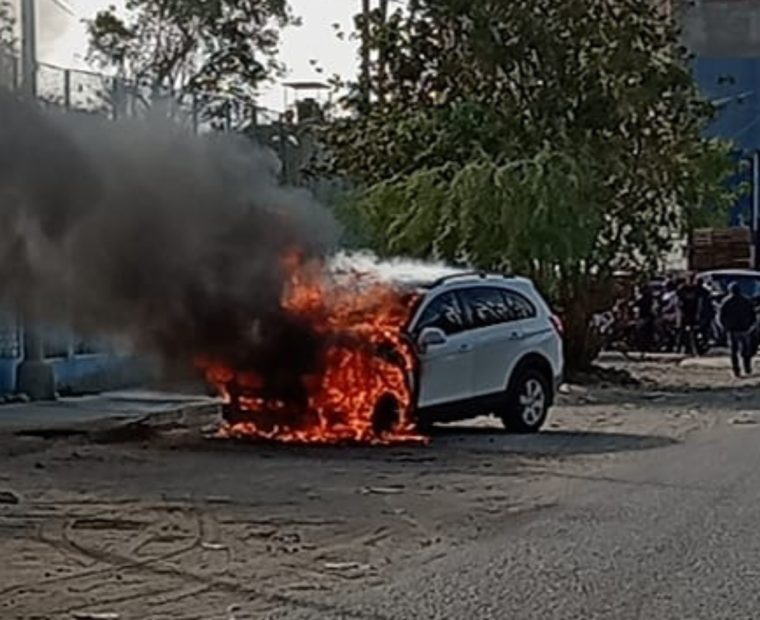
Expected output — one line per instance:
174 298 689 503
417 327 447 352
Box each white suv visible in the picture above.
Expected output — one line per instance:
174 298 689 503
218 267 564 437
401 272 564 433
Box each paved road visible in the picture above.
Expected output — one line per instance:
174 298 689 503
274 423 760 620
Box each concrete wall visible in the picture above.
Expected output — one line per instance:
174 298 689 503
682 0 760 58
0 314 152 397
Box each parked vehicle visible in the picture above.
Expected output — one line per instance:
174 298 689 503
697 269 760 302
698 269 760 351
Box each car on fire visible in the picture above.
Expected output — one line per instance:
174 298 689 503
392 271 564 433
217 267 564 439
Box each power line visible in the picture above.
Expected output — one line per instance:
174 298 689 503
43 0 76 18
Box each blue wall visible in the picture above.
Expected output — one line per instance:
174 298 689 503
694 57 760 150
693 57 760 225
0 318 151 397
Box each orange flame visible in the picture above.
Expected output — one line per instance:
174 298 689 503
197 252 425 445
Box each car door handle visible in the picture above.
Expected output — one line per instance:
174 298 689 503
458 343 474 352
508 331 524 341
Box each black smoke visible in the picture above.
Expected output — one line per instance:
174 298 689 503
0 89 337 379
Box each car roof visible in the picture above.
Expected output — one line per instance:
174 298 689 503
327 254 536 292
699 269 760 278
414 274 541 306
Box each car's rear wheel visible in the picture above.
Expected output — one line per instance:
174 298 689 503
372 394 401 436
501 368 550 433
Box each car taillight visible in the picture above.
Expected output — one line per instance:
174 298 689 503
550 315 564 337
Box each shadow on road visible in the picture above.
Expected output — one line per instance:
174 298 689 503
0 425 679 509
428 427 677 455
175 427 677 465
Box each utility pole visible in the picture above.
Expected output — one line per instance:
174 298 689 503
752 151 760 269
376 0 388 104
20 0 37 98
359 0 371 112
16 0 55 400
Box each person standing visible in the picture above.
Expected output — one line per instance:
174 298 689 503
696 277 715 342
677 275 701 355
660 279 680 352
719 282 757 378
633 283 655 352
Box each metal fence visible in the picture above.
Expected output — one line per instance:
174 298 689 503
1 51 312 136
32 61 274 132
37 61 117 114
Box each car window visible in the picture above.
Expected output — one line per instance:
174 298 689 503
712 275 760 299
460 287 513 328
460 286 536 328
414 291 466 335
502 290 537 320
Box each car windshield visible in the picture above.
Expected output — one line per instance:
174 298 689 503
710 275 760 299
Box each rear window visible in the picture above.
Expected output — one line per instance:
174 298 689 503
707 275 760 299
459 286 537 328
503 290 537 320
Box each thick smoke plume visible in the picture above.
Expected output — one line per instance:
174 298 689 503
0 89 337 376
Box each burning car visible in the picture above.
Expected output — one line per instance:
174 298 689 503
199 259 564 444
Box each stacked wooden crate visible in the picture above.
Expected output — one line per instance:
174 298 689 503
688 227 753 271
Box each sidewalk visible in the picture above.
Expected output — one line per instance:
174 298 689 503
0 389 220 434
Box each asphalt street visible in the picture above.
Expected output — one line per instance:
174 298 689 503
273 422 760 620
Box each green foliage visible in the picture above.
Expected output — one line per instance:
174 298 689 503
0 0 16 88
340 151 602 290
683 138 747 229
87 0 293 126
325 0 741 369
0 0 15 53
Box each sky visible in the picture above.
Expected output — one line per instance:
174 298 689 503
28 0 360 112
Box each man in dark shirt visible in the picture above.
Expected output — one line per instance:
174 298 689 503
678 276 701 325
719 282 757 377
678 276 702 354
633 284 655 351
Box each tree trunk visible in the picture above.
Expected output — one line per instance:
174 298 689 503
558 274 615 375
563 309 599 373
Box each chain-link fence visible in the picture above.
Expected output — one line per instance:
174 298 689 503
37 61 116 114
3 53 313 137
33 61 274 133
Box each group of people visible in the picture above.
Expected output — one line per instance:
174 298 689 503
631 275 713 355
628 274 758 377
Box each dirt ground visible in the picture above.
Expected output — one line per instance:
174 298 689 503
1 353 759 620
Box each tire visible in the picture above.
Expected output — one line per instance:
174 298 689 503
500 368 550 433
372 394 401 436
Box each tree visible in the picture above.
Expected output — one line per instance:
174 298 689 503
323 0 741 370
0 0 16 88
87 0 294 128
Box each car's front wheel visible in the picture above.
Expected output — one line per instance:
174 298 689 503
371 393 401 437
501 369 550 433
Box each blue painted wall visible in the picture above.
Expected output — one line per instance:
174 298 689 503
0 360 17 394
0 318 152 397
693 56 760 225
